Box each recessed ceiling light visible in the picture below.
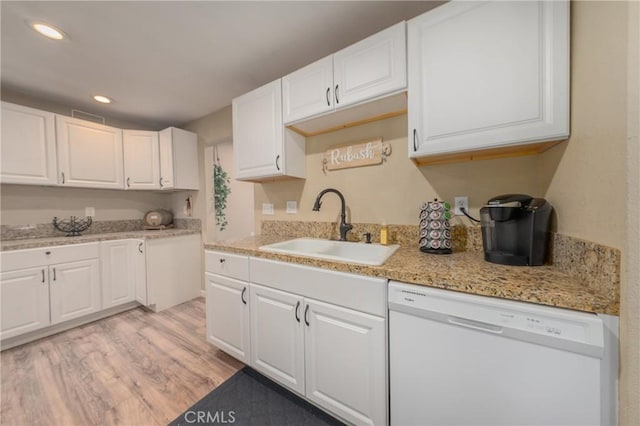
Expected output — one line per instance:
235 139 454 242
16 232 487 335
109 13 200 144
93 95 112 104
31 22 65 40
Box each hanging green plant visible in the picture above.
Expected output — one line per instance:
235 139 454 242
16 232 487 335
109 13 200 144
213 159 231 231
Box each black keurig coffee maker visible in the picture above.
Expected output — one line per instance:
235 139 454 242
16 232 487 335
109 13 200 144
480 194 552 266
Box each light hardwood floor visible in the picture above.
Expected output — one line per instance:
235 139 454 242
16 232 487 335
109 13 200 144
0 298 243 426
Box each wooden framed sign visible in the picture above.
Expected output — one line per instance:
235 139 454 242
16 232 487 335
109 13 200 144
322 138 391 171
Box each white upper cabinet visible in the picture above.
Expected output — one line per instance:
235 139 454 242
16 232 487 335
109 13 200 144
333 21 407 109
408 1 570 163
123 130 160 190
282 56 334 124
56 115 124 189
158 127 199 190
1 102 57 186
233 79 305 181
282 22 406 126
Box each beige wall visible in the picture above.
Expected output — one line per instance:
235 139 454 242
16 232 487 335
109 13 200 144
171 106 254 243
542 1 628 250
255 116 550 232
622 1 640 424
0 184 171 225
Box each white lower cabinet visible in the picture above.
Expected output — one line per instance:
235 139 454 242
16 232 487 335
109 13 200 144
101 239 145 308
0 267 51 339
204 254 389 426
50 259 101 324
250 283 305 395
304 299 386 426
206 273 251 364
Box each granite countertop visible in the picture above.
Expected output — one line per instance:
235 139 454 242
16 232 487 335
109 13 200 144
205 235 618 315
1 228 200 251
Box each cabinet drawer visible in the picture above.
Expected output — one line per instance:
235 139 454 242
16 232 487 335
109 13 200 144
205 250 249 281
1 243 100 271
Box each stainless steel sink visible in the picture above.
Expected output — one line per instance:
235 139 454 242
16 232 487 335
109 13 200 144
258 238 399 266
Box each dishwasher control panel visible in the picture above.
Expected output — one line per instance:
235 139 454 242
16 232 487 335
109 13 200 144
388 281 604 357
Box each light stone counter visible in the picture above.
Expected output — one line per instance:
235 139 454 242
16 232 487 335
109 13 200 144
1 229 200 251
205 235 619 315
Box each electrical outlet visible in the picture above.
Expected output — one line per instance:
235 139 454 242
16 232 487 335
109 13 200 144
454 196 468 216
286 201 297 214
262 203 274 215
85 207 95 217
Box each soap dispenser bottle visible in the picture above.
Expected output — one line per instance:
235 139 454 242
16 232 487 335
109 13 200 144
380 222 389 245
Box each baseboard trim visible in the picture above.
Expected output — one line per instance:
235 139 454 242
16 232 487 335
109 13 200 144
1 301 140 351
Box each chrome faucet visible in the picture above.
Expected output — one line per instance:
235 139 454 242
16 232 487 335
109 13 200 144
312 188 353 241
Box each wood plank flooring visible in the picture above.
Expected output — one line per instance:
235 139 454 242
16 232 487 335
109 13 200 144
0 298 243 426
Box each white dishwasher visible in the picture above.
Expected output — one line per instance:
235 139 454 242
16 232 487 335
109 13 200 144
389 281 618 426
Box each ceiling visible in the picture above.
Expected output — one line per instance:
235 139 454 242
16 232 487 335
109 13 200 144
1 1 442 129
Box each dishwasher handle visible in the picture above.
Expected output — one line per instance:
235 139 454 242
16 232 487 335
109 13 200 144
447 315 503 334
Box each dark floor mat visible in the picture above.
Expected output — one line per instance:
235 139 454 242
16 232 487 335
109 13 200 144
169 367 346 426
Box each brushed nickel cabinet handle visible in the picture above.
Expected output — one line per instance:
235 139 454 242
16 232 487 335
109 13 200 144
275 155 281 171
241 287 247 305
127 177 131 188
295 301 301 322
61 172 65 184
159 177 164 187
52 268 56 281
413 129 418 152
41 269 45 283
138 242 143 253
304 304 310 326
326 87 331 106
335 85 339 104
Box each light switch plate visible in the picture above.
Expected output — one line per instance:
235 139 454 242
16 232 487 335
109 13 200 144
286 201 297 214
262 203 274 215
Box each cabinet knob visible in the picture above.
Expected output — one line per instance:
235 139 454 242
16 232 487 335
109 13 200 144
45 251 51 255
219 258 226 264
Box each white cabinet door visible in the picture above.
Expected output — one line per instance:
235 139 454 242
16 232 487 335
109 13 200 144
305 299 386 426
233 79 284 180
50 259 101 324
56 115 124 189
158 127 199 190
250 284 305 395
333 21 406 109
0 267 50 340
100 240 136 308
134 240 148 306
205 273 250 363
282 56 334 124
123 130 160 190
408 1 569 159
0 102 57 185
